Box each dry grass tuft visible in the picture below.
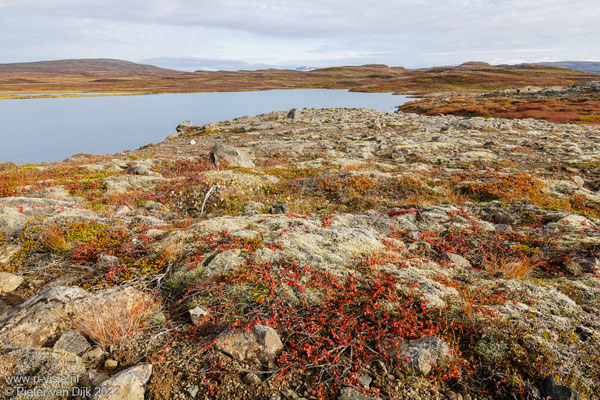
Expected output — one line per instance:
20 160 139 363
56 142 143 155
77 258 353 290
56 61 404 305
483 253 541 279
40 224 69 252
71 290 160 346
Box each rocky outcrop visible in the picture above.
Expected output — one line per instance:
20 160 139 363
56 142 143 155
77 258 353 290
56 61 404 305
483 80 600 98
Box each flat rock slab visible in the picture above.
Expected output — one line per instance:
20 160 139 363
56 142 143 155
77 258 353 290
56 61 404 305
0 286 89 348
0 271 24 295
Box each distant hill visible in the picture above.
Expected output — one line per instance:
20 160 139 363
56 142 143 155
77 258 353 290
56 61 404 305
538 61 600 74
0 58 178 75
0 58 598 97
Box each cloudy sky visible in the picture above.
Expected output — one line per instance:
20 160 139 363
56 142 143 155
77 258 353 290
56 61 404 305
0 0 599 71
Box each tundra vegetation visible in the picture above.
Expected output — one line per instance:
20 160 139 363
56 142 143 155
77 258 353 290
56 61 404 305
0 104 599 400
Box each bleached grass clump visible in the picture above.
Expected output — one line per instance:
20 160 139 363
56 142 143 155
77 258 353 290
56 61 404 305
483 253 540 279
71 289 160 346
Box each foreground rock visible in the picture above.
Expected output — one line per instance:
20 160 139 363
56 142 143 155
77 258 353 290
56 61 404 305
215 324 284 362
0 286 89 348
93 363 153 400
388 336 451 375
0 271 23 294
4 348 85 400
53 330 91 355
209 143 255 168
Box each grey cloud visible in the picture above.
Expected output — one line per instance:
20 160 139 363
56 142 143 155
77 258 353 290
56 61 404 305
1 0 599 68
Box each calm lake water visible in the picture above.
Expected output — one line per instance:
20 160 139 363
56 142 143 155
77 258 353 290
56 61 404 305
0 89 412 164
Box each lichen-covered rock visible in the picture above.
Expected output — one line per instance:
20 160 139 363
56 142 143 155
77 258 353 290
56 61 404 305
442 253 471 269
0 206 27 234
215 324 283 362
53 330 91 355
4 348 85 400
209 143 255 168
167 249 244 289
189 306 209 324
0 286 89 348
176 120 194 132
93 363 153 400
0 244 21 265
338 387 379 400
388 336 451 375
548 215 597 232
0 271 23 294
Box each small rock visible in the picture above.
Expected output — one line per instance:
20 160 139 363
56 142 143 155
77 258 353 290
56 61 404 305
82 346 105 363
104 358 118 371
358 374 372 389
0 244 20 265
443 253 472 268
539 375 582 400
0 206 27 234
189 306 209 324
269 204 290 214
0 299 12 316
53 329 91 355
215 324 284 362
97 254 121 268
446 391 463 400
187 385 199 398
338 387 376 400
80 369 110 389
94 363 153 400
287 108 300 119
115 205 133 216
177 120 194 132
388 336 451 376
242 372 262 385
209 144 255 168
571 176 585 187
243 201 266 216
0 271 23 294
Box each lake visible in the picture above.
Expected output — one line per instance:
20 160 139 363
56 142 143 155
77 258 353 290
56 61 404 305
0 89 412 164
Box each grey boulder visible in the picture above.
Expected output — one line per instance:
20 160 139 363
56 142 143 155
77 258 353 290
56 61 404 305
209 144 255 168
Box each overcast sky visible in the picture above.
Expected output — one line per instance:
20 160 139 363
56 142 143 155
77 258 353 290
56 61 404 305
1 0 599 71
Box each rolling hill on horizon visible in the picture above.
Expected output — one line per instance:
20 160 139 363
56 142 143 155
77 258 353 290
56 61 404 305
0 58 598 98
0 58 178 75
